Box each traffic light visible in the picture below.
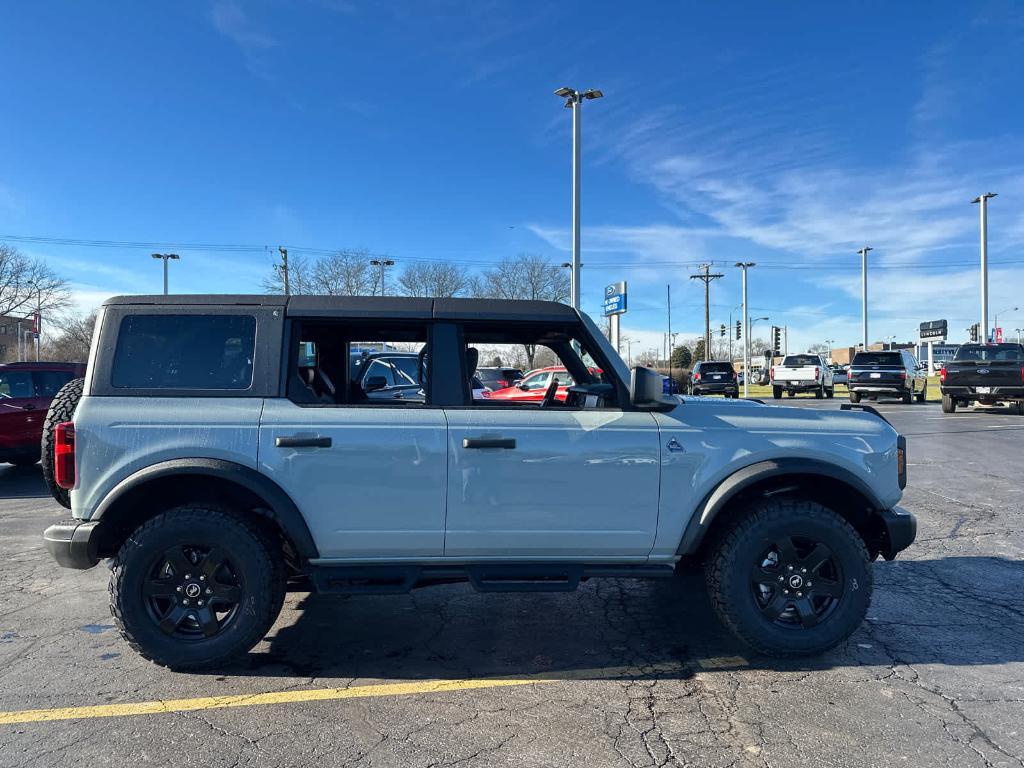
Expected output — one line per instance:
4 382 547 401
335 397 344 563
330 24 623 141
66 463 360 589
719 323 726 338
735 320 742 340
969 323 980 342
772 326 782 355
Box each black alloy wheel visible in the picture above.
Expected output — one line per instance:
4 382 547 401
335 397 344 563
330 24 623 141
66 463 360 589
143 545 244 640
750 535 843 629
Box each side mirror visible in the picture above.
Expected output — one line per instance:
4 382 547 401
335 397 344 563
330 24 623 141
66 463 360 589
515 381 527 390
364 375 388 392
631 366 672 407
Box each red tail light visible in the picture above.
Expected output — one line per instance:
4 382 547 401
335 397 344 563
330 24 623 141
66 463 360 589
770 366 776 380
815 366 820 378
693 372 701 382
54 422 76 490
899 370 907 380
940 366 947 383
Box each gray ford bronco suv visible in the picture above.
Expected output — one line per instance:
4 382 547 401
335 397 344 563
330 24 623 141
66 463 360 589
42 295 915 670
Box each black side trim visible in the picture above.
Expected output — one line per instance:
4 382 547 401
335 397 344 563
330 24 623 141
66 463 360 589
43 520 101 569
309 563 675 594
677 458 887 555
92 459 319 560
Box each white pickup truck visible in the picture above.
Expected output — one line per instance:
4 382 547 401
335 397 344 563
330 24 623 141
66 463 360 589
771 353 835 399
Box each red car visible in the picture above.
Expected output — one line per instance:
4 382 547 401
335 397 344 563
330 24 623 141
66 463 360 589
0 362 85 466
487 365 600 403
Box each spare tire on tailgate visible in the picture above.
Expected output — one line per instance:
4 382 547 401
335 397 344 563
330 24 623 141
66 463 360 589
41 377 84 509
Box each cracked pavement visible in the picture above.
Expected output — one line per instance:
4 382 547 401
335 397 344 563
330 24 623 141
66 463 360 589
0 400 1022 767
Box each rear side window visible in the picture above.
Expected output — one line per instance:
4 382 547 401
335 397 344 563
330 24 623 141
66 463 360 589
112 315 256 390
34 370 75 397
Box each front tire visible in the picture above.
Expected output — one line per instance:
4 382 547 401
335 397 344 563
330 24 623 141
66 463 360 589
109 506 286 671
705 498 872 657
941 394 956 413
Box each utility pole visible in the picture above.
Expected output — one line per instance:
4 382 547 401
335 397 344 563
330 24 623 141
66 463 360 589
667 285 673 390
690 264 723 362
277 247 290 295
151 253 180 295
858 246 872 348
972 193 997 342
554 86 603 311
370 258 395 296
735 262 755 397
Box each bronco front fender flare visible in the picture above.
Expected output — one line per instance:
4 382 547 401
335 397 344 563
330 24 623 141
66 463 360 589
676 458 886 555
92 458 320 560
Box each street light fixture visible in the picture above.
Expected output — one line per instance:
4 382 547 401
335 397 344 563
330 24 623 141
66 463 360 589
369 258 395 296
734 262 755 397
151 253 180 295
858 246 872 348
554 86 603 311
971 192 997 341
994 305 1018 339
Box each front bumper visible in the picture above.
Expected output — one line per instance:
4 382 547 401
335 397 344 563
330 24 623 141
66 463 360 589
874 506 917 561
43 520 102 569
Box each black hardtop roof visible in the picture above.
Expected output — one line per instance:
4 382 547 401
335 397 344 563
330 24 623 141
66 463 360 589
103 294 579 322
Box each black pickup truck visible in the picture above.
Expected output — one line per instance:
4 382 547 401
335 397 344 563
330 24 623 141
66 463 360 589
940 343 1024 414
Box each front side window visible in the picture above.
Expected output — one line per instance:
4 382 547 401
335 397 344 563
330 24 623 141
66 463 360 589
0 371 34 398
112 314 256 390
521 371 551 390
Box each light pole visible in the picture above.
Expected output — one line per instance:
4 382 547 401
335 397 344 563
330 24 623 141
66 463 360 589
728 303 742 364
972 193 996 341
749 315 768 386
884 334 896 350
858 246 872 348
1016 328 1022 344
824 339 835 363
993 305 1018 341
554 86 603 311
370 258 395 296
151 253 180 295
735 263 755 397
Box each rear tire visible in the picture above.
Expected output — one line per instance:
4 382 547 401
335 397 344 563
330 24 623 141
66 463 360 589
849 391 861 404
109 506 286 671
41 377 85 509
815 384 824 399
915 385 927 403
772 386 782 400
705 498 872 657
901 390 913 404
941 394 956 413
825 387 834 399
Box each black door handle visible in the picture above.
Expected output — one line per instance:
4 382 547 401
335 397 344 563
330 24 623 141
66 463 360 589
275 436 332 448
463 437 516 450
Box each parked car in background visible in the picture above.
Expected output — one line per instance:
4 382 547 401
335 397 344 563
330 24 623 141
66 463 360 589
940 343 1024 414
770 354 834 399
476 366 524 392
488 366 590 403
848 351 927 404
830 365 849 386
351 352 489 402
0 361 85 466
689 361 739 398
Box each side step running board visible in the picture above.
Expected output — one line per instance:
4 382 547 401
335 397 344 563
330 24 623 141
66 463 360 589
309 563 676 595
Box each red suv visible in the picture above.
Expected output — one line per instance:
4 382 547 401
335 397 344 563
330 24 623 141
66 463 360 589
0 362 85 466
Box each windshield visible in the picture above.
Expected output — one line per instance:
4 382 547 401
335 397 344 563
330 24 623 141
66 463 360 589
782 355 820 367
853 352 902 366
953 344 1024 361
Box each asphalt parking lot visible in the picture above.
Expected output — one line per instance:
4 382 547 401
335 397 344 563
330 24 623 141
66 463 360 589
1 399 1022 768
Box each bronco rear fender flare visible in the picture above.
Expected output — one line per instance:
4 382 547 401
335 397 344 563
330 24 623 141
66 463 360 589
676 458 886 555
92 458 319 560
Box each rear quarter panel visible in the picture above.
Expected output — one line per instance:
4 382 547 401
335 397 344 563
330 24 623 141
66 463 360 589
70 396 264 520
649 399 902 560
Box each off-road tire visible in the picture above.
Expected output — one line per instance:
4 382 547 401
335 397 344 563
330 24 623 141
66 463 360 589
941 394 956 413
40 377 84 508
705 498 872 657
849 391 861 404
772 386 782 400
109 506 286 671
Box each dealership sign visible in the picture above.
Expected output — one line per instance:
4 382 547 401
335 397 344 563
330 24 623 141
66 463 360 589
919 319 947 342
603 281 627 316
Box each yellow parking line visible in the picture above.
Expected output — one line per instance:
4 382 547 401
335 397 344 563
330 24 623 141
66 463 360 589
0 662 699 726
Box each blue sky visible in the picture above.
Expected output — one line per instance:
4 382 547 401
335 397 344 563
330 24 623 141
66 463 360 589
1 1 1023 354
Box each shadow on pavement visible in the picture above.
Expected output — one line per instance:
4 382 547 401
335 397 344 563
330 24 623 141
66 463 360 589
203 556 1024 681
0 464 50 499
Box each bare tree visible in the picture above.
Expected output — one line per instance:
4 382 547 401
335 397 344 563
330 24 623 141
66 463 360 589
0 244 72 318
41 310 97 362
471 255 569 368
262 249 380 295
398 261 470 298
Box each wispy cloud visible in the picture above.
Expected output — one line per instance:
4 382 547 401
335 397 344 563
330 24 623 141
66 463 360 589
209 0 277 50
